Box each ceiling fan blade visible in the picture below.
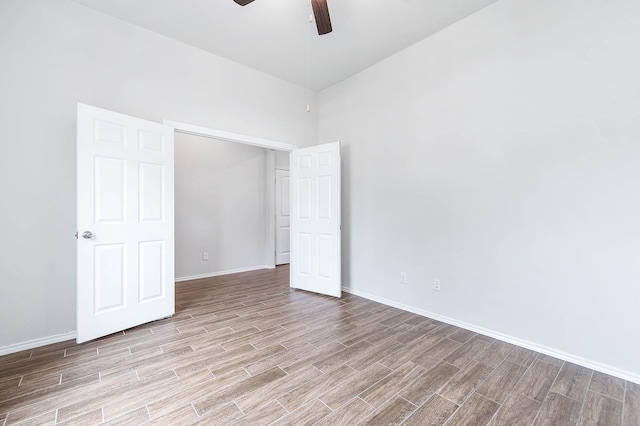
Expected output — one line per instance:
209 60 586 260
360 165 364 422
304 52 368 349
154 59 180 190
233 0 255 5
311 0 332 35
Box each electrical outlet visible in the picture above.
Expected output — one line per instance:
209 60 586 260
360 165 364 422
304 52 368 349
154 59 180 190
203 252 209 261
400 272 408 285
434 279 441 291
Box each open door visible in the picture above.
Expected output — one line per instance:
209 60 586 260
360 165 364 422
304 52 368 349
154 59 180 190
290 142 341 297
275 169 291 265
76 104 174 343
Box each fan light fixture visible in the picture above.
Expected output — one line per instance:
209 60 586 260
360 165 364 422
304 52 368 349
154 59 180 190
232 0 333 35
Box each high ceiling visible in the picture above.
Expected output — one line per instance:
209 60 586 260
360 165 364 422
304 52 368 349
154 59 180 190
69 0 500 91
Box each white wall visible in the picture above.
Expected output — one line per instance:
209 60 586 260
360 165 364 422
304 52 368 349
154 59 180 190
175 133 270 279
0 0 315 350
318 0 640 379
276 150 290 171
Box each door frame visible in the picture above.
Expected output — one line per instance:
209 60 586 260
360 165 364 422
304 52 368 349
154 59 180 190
163 120 299 268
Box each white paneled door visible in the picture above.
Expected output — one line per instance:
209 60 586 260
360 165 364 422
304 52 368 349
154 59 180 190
290 142 341 297
76 104 174 343
275 169 291 265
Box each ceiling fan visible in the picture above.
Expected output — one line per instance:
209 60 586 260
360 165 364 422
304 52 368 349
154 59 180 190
233 0 332 35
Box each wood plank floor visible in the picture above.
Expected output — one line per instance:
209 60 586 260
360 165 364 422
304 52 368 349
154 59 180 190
1 265 638 425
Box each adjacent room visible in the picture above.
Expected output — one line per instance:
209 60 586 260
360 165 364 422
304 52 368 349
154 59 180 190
174 133 280 281
1 0 639 424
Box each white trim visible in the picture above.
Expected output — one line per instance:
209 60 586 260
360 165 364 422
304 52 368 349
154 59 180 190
342 286 640 385
0 332 77 356
163 120 299 152
175 265 272 283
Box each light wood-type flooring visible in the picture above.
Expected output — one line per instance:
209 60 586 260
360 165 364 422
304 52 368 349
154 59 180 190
1 265 638 425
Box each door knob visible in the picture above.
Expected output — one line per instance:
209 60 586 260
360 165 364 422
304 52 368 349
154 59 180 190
82 231 93 239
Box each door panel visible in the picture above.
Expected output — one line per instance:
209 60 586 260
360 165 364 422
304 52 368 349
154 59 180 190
139 240 164 302
77 103 174 343
94 243 126 312
139 162 164 222
290 142 341 298
95 157 126 223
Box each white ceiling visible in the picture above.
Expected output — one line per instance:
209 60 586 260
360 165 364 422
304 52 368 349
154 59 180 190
69 0 500 91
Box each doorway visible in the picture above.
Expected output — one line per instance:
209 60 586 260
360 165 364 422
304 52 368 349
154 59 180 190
174 133 277 281
77 106 341 343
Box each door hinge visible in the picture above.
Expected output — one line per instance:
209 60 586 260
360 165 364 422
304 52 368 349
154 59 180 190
75 232 78 239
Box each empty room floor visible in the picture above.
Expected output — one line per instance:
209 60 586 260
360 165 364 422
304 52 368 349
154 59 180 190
1 266 638 425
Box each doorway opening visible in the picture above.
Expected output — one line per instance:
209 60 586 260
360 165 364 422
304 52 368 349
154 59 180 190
174 133 289 281
166 120 298 283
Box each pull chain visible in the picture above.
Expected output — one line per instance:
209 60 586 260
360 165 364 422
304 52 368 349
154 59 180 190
307 12 312 112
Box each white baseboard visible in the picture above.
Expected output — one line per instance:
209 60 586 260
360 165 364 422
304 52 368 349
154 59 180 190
0 331 77 356
6 281 635 385
342 286 640 385
175 265 272 283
